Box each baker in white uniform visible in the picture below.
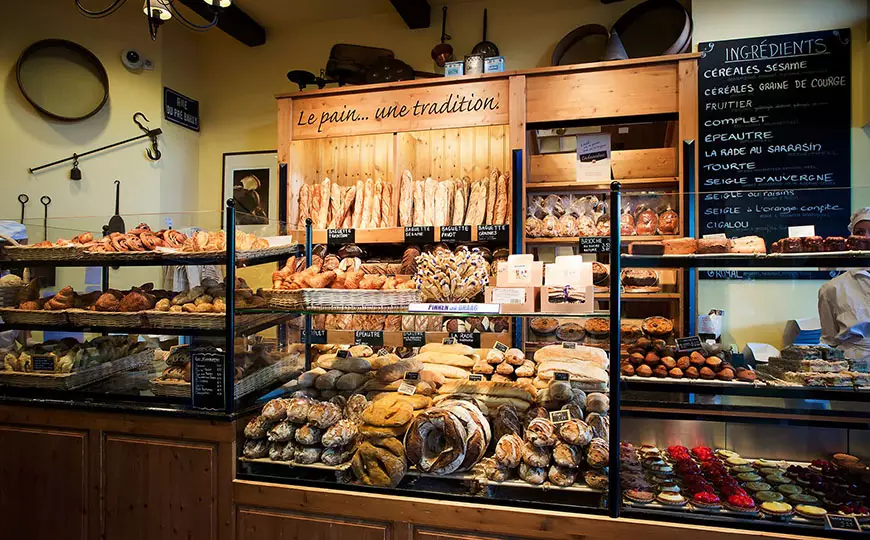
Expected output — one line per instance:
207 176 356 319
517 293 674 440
818 208 870 358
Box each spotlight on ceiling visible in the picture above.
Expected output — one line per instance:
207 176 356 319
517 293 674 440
203 0 232 7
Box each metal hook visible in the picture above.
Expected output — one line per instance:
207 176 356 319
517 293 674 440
133 112 162 161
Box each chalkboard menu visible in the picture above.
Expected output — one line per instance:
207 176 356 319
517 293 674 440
191 348 226 411
698 29 851 246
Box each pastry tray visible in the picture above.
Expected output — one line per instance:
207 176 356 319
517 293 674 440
238 456 352 471
406 469 605 493
621 375 763 387
0 348 154 390
767 250 870 258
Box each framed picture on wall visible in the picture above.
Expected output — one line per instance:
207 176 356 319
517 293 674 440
221 150 278 233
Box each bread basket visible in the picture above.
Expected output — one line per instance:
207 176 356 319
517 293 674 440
0 234 86 262
302 288 422 312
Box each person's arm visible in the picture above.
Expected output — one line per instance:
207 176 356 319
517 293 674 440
818 282 839 345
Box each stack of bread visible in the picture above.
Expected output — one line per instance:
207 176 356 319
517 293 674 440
471 347 537 384
404 398 492 475
531 344 609 396
271 255 417 291
242 394 365 467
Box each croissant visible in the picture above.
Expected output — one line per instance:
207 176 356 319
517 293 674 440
71 232 93 244
305 271 336 289
343 270 364 290
359 275 386 290
45 286 75 310
118 291 152 312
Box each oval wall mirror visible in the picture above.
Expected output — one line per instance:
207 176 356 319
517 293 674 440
16 39 109 121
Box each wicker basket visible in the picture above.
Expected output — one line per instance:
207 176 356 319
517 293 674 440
149 378 191 398
0 307 69 325
236 243 300 262
235 354 303 399
67 309 145 328
301 288 421 311
261 289 304 310
0 284 24 307
0 348 154 390
143 310 225 331
82 250 163 262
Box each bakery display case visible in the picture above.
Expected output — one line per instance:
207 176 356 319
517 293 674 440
0 205 303 414
612 183 870 536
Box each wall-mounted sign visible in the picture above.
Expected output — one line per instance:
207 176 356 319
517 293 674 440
164 87 199 132
698 29 851 246
290 80 509 139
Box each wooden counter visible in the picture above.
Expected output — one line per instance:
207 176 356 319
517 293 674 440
0 403 244 540
233 480 824 540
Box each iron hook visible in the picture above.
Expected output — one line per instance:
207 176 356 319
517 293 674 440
133 112 162 161
133 112 150 133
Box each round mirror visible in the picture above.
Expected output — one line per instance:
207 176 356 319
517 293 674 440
16 39 109 121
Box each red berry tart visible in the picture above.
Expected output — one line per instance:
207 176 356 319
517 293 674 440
692 492 722 510
725 494 758 513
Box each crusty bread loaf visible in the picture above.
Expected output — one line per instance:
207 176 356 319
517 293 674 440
415 351 476 368
317 178 331 229
339 186 356 228
536 361 608 384
297 183 311 229
452 178 467 226
352 179 365 228
434 180 450 226
423 177 437 226
437 380 536 402
382 182 394 228
412 179 425 226
533 344 608 369
328 182 343 229
420 343 476 356
376 357 423 383
315 354 372 373
433 393 531 412
399 170 413 227
494 173 508 225
310 183 322 229
486 169 498 225
371 178 383 228
422 363 471 379
372 392 432 410
360 178 373 229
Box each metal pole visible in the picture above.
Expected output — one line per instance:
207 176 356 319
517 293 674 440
511 148 524 349
304 218 313 370
225 199 236 414
608 181 622 518
28 130 162 173
683 140 697 336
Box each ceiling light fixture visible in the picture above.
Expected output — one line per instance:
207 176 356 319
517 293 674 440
75 0 225 40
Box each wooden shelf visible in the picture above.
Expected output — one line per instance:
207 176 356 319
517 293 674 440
525 235 680 245
286 330 511 348
527 177 678 191
595 292 680 300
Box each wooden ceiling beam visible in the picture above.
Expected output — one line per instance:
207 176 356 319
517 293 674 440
389 0 431 29
176 0 266 47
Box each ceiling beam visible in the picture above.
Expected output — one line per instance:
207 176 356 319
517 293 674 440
176 0 266 47
389 0 431 29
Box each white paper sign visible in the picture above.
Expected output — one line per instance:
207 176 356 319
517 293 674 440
789 225 816 238
702 233 728 240
491 288 527 305
576 133 611 183
408 303 500 314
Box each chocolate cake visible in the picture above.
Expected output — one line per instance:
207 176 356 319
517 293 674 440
780 237 803 253
824 236 847 251
847 235 870 251
803 236 823 252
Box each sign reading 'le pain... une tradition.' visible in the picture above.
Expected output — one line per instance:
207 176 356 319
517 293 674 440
291 80 509 138
698 29 851 246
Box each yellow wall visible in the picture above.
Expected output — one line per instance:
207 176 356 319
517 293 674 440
0 0 203 290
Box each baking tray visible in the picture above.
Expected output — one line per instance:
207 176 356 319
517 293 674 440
621 375 762 387
239 456 352 471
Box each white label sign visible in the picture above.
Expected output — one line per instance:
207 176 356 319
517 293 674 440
408 303 500 314
789 225 816 238
576 133 611 183
491 288 527 305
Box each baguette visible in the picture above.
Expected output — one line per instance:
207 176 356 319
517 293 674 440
437 380 536 402
412 180 425 226
420 343 476 356
536 361 608 384
486 168 498 225
494 173 508 225
434 180 450 226
310 182 322 229
452 178 467 226
328 182 343 229
371 178 383 228
352 179 365 228
297 183 311 229
399 170 414 227
423 177 437 226
465 179 486 226
433 393 531 412
415 351 476 368
381 182 394 228
339 186 356 228
421 363 471 379
445 178 455 225
533 344 608 369
316 178 331 229
360 178 374 229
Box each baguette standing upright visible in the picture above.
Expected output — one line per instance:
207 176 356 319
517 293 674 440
494 173 508 225
297 183 311 229
424 177 437 226
371 178 383 228
486 168 499 225
399 170 414 227
452 178 467 226
317 178 331 229
381 182 394 227
434 180 449 226
339 185 357 228
328 182 343 229
352 179 365 228
360 178 374 229
412 180 425 226
310 181 323 229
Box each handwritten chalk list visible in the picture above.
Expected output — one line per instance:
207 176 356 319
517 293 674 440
698 29 851 247
191 349 226 411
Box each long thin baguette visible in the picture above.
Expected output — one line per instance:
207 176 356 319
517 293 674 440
433 393 531 412
352 180 365 228
360 178 374 229
328 182 343 229
399 170 414 227
422 363 471 379
452 178 467 226
371 178 383 228
381 182 393 227
310 182 322 229
340 186 356 228
316 178 331 229
533 344 608 369
486 168 498 225
415 351 476 368
296 183 311 229
437 380 536 402
494 173 508 225
412 180 425 226
423 177 437 226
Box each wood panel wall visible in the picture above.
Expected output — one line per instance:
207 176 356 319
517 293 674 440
397 126 509 182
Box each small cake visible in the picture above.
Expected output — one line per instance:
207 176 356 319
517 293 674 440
765 474 792 485
730 235 766 254
699 367 715 380
642 316 673 336
789 493 820 505
833 452 861 466
622 269 659 287
697 237 731 254
736 368 757 382
780 237 803 253
754 459 780 468
745 482 772 493
824 236 847 251
760 501 794 518
755 490 784 502
628 241 664 255
794 504 827 520
621 323 643 343
556 322 585 342
725 494 757 513
692 492 722 509
736 472 762 483
771 240 782 253
777 484 802 495
529 317 559 336
662 238 697 254
684 366 699 379
730 465 755 474
624 489 656 504
656 492 688 506
803 236 824 252
847 235 870 251
592 261 609 285
584 317 610 337
716 449 739 459
758 468 782 476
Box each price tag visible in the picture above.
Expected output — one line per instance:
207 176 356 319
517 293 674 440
302 329 327 345
789 225 816 238
409 303 500 314
327 228 355 245
676 336 703 352
468 374 485 381
554 371 570 381
825 515 861 531
404 371 420 381
491 288 527 305
354 331 384 347
397 381 417 395
31 354 55 372
578 236 611 254
702 233 728 240
377 348 390 357
337 349 351 359
451 332 481 348
440 225 472 242
477 224 509 242
404 226 435 243
442 337 456 345
493 341 509 353
562 342 576 349
191 348 226 411
549 409 572 425
403 332 425 348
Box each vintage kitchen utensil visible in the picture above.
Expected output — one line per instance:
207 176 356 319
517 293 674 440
33 195 56 286
40 196 51 241
551 24 610 66
107 180 125 234
431 6 453 67
611 0 692 58
18 194 29 224
471 9 499 58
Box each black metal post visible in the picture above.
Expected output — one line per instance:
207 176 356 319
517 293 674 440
277 163 289 348
304 218 313 370
511 148 524 349
608 181 622 518
225 199 236 414
682 140 697 336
